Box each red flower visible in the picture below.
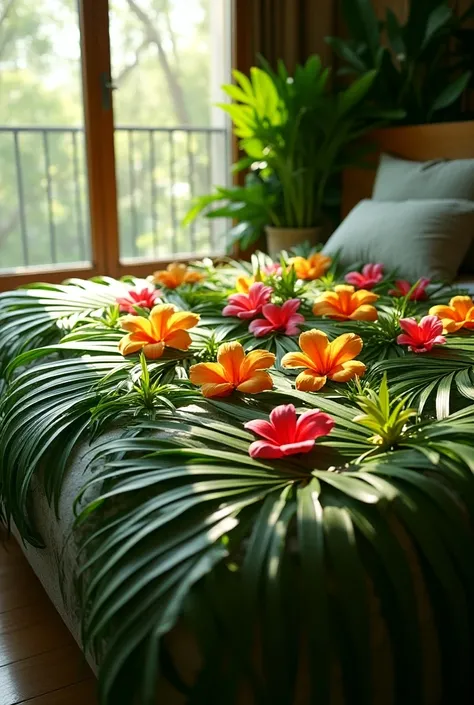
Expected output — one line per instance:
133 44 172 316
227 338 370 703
116 284 161 314
389 278 430 301
222 282 273 320
244 403 334 459
345 263 384 289
397 315 446 354
249 299 305 337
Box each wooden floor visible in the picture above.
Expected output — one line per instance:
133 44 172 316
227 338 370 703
0 534 98 705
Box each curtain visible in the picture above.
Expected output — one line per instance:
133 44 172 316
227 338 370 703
233 0 337 75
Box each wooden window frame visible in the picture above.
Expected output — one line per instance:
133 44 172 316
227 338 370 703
0 0 232 291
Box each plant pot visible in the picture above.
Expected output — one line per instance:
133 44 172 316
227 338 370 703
265 226 323 258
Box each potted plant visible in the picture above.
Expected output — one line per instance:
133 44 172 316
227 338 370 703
327 0 473 124
184 56 401 257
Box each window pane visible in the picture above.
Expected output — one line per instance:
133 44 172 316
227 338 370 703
0 0 90 273
109 0 231 262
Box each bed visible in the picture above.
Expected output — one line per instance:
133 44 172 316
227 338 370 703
2 122 474 705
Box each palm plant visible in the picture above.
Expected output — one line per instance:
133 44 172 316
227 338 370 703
185 56 402 249
327 0 474 124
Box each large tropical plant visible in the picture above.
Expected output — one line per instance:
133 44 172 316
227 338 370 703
327 0 473 124
184 56 402 249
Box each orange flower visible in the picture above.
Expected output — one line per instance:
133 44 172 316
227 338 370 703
290 253 332 281
119 304 200 359
236 274 255 293
189 341 275 398
153 262 205 289
429 296 474 333
313 285 378 321
281 329 366 391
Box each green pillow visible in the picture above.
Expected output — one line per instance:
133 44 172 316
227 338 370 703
373 153 474 201
323 199 474 282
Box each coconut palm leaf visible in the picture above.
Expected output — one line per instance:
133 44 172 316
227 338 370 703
0 328 198 544
368 347 474 418
61 397 474 705
0 278 128 372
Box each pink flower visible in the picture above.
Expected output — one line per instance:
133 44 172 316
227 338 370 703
116 284 161 314
397 315 446 354
389 278 430 301
262 262 283 276
249 299 305 337
345 263 384 289
244 404 334 459
222 282 273 320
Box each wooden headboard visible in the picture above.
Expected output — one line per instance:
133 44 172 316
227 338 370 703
342 120 474 217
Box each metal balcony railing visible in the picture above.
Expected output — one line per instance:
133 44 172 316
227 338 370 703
0 125 229 273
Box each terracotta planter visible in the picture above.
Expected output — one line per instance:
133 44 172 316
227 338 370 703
265 226 323 258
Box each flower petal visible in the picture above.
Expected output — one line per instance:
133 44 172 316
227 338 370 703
189 362 227 385
260 303 283 326
399 317 422 339
120 315 153 337
328 333 363 368
429 305 457 320
149 304 176 339
450 296 474 318
348 305 378 321
236 371 273 394
295 370 327 391
312 300 340 317
295 409 334 442
200 382 235 398
244 418 279 442
118 334 146 356
249 319 276 337
269 404 297 444
329 360 366 382
352 289 379 306
280 440 316 455
142 342 165 359
240 350 276 376
168 310 200 332
217 342 245 383
164 329 192 350
281 351 314 369
298 329 330 370
248 440 284 459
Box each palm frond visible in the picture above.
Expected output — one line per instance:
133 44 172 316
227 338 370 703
70 406 474 705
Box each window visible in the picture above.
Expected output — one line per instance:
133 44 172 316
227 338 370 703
0 0 231 288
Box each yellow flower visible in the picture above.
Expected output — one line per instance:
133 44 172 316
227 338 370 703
119 304 200 359
282 329 366 391
289 253 332 280
236 275 255 293
313 285 378 321
189 341 275 398
153 262 205 289
429 296 474 333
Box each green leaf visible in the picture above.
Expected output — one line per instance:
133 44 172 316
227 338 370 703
430 72 472 116
337 70 377 116
422 5 453 51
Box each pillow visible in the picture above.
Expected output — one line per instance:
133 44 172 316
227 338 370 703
322 199 474 282
373 153 474 202
373 153 474 272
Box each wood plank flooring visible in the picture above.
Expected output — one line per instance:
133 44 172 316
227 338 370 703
0 533 98 705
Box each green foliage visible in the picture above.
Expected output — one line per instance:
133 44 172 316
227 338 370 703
185 56 402 248
3 262 474 704
353 374 417 446
328 0 473 124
